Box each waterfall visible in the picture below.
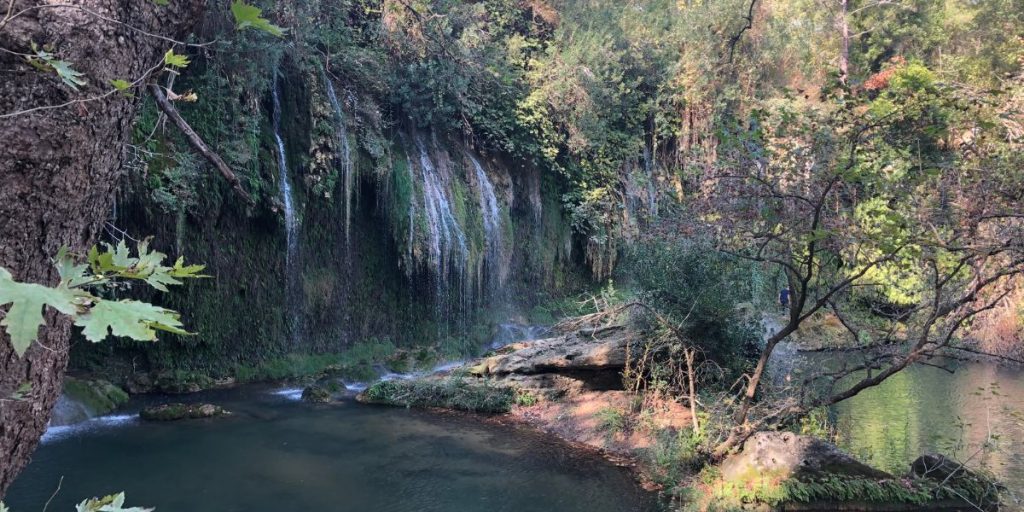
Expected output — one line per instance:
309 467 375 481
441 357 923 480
415 134 468 283
272 73 299 345
323 76 354 247
467 153 506 288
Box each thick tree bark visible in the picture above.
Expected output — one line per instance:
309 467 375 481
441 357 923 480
0 0 202 496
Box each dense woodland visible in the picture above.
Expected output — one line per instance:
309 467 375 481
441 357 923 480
1 0 1023 510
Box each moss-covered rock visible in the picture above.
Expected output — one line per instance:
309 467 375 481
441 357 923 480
359 377 515 413
62 377 130 416
301 385 333 403
140 403 228 421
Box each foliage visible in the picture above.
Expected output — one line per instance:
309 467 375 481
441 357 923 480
625 238 761 377
363 376 516 413
0 493 150 512
0 240 204 356
692 471 996 511
74 493 151 512
25 42 87 90
595 406 627 434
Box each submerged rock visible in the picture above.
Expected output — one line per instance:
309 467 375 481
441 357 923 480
140 403 228 421
301 385 333 403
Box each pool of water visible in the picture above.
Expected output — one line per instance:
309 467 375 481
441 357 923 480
4 387 656 511
830 361 1024 491
773 347 1024 504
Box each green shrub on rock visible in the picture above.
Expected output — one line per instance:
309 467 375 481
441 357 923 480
362 378 515 413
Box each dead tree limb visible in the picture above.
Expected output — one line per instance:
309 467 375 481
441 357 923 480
148 84 255 206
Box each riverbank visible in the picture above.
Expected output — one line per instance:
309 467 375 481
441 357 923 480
356 321 1012 511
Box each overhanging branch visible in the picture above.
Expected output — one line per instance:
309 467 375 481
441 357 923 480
148 84 255 206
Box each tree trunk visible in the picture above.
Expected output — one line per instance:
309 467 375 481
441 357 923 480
838 0 850 86
0 0 202 496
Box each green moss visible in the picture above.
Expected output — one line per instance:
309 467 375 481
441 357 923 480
234 353 343 383
63 377 129 415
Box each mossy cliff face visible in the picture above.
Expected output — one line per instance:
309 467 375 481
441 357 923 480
70 57 587 382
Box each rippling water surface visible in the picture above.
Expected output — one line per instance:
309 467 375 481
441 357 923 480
6 387 655 512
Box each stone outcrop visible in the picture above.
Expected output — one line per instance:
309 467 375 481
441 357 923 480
720 431 893 482
469 326 635 391
473 328 631 375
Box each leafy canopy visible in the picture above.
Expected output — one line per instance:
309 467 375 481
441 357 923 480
0 239 205 357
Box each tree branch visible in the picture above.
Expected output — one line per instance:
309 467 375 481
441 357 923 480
148 84 255 206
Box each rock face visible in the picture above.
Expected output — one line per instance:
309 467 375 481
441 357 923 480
720 431 892 482
140 403 228 421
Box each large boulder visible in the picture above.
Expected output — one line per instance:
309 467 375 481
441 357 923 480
720 431 892 482
471 327 635 376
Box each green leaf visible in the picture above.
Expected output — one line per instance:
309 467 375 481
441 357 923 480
170 256 208 278
0 501 9 512
110 239 135 268
150 0 169 5
74 298 188 342
0 268 81 356
230 0 286 37
163 49 190 69
54 247 93 288
76 492 152 512
26 42 87 91
110 79 134 96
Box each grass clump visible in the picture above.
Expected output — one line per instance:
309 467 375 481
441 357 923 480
596 406 627 434
363 377 516 413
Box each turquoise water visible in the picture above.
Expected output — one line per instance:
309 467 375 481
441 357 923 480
5 387 655 511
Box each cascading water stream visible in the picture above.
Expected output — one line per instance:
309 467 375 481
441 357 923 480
467 153 505 289
272 73 299 345
323 75 354 248
414 134 468 304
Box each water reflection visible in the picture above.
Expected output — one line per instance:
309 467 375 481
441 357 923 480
831 361 1024 482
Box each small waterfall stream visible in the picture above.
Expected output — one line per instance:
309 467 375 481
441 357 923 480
324 76 355 249
467 153 506 289
272 73 300 345
414 134 469 316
